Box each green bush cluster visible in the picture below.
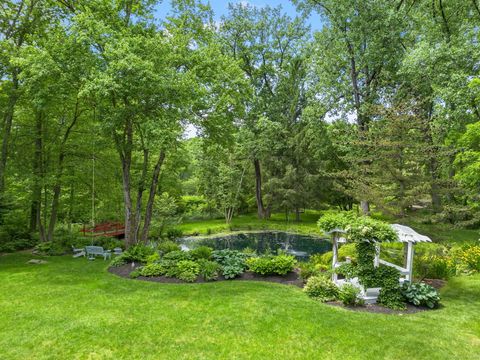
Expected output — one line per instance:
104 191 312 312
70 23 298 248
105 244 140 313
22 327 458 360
139 263 165 277
176 260 201 282
401 282 440 309
34 241 66 256
190 246 213 260
166 228 183 240
454 245 480 274
157 240 181 255
303 275 338 302
122 244 155 263
125 247 255 282
338 284 364 306
212 249 249 279
310 243 357 268
110 255 127 267
246 254 296 276
0 224 35 252
298 261 323 280
197 259 220 281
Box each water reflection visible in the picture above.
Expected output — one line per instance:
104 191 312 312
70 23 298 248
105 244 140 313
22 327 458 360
178 231 331 260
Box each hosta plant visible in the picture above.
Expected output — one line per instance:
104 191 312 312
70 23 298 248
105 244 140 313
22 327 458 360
401 282 440 309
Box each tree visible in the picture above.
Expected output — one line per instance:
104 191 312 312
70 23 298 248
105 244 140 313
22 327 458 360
295 0 408 214
74 0 245 246
0 0 52 217
220 4 310 219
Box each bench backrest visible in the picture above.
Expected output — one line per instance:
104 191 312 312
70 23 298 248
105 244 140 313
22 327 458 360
85 246 105 254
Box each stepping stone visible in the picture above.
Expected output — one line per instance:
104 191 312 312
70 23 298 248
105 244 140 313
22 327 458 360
27 259 48 265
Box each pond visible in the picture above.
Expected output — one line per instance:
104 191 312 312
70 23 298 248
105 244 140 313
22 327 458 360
178 231 332 260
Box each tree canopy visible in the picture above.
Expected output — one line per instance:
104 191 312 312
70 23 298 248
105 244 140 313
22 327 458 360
1 0 479 248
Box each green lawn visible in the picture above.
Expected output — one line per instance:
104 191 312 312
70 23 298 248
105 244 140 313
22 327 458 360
176 211 322 236
1 252 479 359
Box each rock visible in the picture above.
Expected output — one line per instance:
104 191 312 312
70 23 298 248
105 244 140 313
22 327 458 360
27 259 48 264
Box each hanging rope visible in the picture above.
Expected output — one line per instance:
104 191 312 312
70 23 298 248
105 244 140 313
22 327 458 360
91 105 96 244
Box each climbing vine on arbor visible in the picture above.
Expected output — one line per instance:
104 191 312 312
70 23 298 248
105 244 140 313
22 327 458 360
319 214 405 309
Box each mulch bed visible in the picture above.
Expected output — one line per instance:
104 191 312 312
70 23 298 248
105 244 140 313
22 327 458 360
109 263 443 315
108 263 304 287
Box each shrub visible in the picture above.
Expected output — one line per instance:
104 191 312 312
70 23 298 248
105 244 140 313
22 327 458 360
129 269 141 278
163 250 191 262
299 261 321 281
336 263 358 279
176 260 200 282
146 252 160 264
455 245 480 274
166 228 183 240
190 246 213 260
241 247 256 256
0 241 17 253
401 282 440 309
123 244 154 263
139 263 166 277
0 237 37 252
157 240 180 255
212 249 248 279
246 254 296 276
338 284 364 306
310 252 331 266
311 243 357 267
34 241 65 256
304 275 338 302
414 244 455 279
161 260 180 277
416 253 455 280
110 254 127 267
197 259 220 281
93 237 123 250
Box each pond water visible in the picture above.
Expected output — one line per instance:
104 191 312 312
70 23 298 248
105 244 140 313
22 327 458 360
178 231 332 260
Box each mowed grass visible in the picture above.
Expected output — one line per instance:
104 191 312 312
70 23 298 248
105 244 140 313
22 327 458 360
177 210 325 236
0 253 479 359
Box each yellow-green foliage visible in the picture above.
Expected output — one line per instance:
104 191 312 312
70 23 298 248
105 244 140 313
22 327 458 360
454 245 480 273
311 243 357 266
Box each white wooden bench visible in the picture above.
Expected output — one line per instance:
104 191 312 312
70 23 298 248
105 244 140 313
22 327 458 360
85 246 111 260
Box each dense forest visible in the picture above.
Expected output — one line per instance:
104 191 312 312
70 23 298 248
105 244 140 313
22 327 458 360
1 0 479 248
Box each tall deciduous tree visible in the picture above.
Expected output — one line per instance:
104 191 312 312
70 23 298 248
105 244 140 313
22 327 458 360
220 4 310 219
296 0 408 214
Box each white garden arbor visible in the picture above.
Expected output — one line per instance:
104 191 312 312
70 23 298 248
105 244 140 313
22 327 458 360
327 224 432 284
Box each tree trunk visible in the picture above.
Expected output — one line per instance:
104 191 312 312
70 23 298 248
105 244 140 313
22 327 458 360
122 160 135 247
254 158 266 219
225 207 234 224
67 178 75 233
347 41 371 213
421 102 442 213
134 148 149 241
429 158 442 212
140 150 166 243
30 111 43 233
46 100 80 242
360 200 370 215
295 208 301 222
